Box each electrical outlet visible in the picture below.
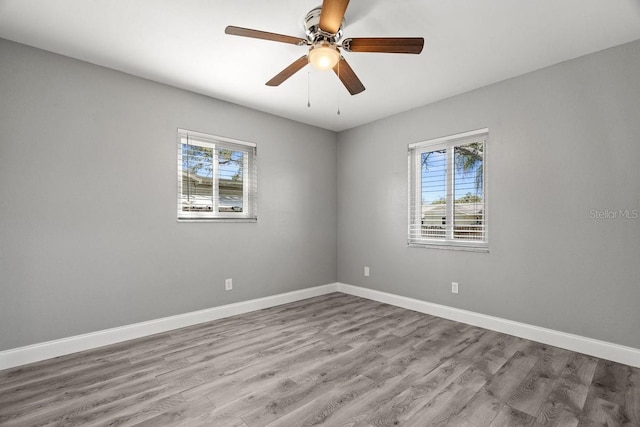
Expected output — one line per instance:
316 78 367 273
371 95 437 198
451 282 459 294
364 266 370 277
225 278 233 291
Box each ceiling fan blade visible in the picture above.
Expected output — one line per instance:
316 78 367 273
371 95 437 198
225 26 307 46
266 55 309 86
333 56 365 95
319 0 350 34
342 37 424 54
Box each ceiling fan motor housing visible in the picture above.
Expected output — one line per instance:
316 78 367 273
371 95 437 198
304 7 343 43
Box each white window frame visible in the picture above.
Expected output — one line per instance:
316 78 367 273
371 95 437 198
408 128 488 251
177 128 257 222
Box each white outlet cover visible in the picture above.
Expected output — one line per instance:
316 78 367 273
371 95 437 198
452 282 459 294
364 267 370 277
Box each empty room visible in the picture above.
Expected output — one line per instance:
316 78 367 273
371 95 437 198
1 1 639 426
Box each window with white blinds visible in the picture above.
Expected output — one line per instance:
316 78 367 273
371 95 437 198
409 129 487 249
177 129 257 222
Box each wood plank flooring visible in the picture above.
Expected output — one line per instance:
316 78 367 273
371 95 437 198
1 293 638 426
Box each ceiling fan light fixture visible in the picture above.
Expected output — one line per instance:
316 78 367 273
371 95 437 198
308 42 340 71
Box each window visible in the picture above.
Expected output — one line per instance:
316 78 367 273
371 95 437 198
409 128 487 249
177 129 257 221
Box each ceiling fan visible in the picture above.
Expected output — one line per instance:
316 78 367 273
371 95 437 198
225 0 424 95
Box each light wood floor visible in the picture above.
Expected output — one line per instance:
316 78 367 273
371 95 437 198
1 293 638 426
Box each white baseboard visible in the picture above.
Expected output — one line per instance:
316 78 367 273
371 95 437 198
0 283 339 371
337 282 640 368
2 282 639 371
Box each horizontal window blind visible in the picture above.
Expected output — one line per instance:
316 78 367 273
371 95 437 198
409 129 487 248
177 129 257 222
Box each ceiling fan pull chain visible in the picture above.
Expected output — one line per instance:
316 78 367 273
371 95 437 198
337 59 341 115
307 71 311 108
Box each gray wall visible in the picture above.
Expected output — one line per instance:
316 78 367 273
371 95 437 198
337 39 640 349
2 36 639 354
0 39 337 351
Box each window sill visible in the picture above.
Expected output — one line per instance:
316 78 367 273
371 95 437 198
408 243 489 253
177 217 257 223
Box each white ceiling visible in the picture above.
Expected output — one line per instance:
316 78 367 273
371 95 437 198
1 1 640 132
